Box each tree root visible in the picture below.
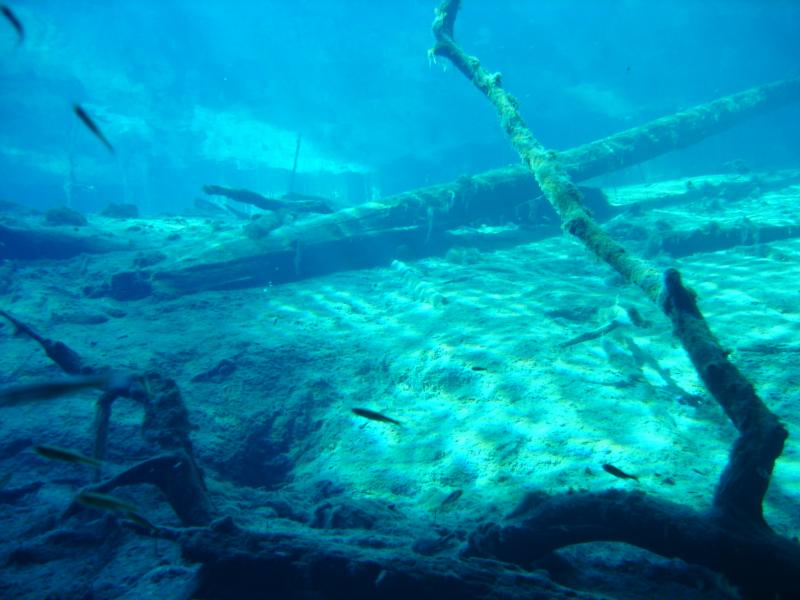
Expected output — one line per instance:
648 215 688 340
0 310 212 526
66 453 212 527
464 490 800 598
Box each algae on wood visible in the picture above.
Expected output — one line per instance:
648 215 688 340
429 0 795 596
151 77 800 296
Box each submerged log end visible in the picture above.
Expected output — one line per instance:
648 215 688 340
463 489 800 598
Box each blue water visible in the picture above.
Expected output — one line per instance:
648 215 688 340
1 0 798 213
2 3 800 599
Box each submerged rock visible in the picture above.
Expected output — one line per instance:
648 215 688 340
109 271 153 301
102 203 139 219
85 271 153 301
44 206 87 227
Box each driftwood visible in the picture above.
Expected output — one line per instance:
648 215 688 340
602 168 800 257
0 309 90 375
151 77 800 296
203 184 333 214
659 220 800 257
3 8 798 598
81 5 798 600
557 78 800 182
429 1 795 598
464 489 800 598
0 311 212 526
64 452 211 527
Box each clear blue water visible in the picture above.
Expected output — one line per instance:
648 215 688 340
2 2 800 599
1 0 798 212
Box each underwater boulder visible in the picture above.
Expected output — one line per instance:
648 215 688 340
43 206 87 227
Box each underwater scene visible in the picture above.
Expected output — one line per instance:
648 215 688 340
1 1 800 598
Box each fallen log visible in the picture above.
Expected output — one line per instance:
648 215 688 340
150 77 800 296
203 184 334 214
430 0 794 597
604 169 800 257
659 221 800 257
0 224 129 260
559 77 800 182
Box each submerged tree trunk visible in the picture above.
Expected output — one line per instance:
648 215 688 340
150 77 800 296
428 0 795 596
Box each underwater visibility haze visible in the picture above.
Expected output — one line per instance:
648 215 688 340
1 1 800 598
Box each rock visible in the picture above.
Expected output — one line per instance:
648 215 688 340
109 271 153 301
44 206 87 227
310 501 377 530
412 532 458 556
219 382 330 489
102 203 139 219
312 479 345 502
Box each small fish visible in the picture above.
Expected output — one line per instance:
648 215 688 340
1 5 24 44
122 511 158 533
440 489 463 508
33 444 102 468
602 463 639 482
471 366 487 372
351 407 402 426
0 374 109 406
76 490 139 514
73 104 114 154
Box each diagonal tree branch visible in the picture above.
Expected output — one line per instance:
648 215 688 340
432 0 793 595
